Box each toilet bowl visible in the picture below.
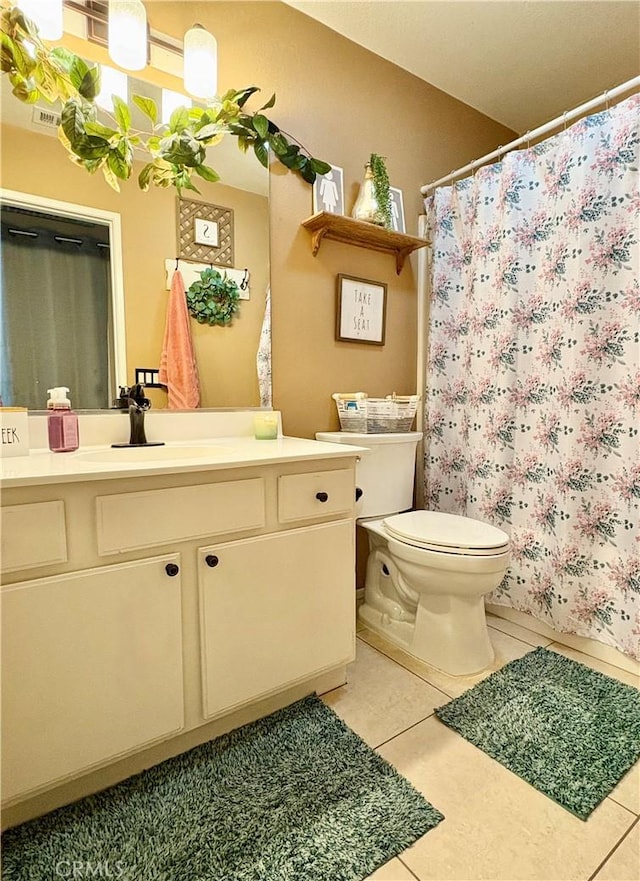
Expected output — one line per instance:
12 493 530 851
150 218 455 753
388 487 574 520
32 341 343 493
360 512 510 675
315 431 511 676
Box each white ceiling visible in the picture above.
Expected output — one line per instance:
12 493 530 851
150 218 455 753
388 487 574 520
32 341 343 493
284 1 640 134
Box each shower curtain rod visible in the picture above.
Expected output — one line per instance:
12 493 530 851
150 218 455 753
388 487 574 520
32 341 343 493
420 75 640 195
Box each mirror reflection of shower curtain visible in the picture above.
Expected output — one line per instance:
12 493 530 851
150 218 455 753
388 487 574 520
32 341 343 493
256 286 272 408
0 224 110 410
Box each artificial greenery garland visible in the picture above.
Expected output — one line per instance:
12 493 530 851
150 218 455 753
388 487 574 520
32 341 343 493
186 268 240 326
369 153 392 229
0 3 331 194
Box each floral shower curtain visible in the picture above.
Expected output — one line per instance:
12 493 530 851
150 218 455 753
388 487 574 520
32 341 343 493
424 94 639 660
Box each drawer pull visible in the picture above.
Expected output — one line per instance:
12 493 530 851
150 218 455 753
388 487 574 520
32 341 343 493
315 492 329 503
165 563 180 577
205 554 219 568
355 487 364 501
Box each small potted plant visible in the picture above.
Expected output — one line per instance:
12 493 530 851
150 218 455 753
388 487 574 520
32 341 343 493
352 153 392 228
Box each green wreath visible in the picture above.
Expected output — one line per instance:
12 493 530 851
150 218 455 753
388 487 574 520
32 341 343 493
186 268 240 326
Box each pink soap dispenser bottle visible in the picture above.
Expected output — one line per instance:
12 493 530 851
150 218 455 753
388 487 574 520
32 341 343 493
47 387 79 453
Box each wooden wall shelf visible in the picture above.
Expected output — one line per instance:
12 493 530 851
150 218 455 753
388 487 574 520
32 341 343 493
301 211 429 274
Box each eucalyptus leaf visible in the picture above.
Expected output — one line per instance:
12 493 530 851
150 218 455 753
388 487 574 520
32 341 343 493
253 114 269 139
300 159 317 184
310 158 332 175
268 132 289 156
233 86 260 108
112 94 131 132
85 120 118 140
11 77 38 103
132 94 158 125
169 106 190 133
78 65 100 101
253 139 269 168
195 164 220 183
258 93 276 111
107 149 131 180
194 123 223 141
49 46 76 74
69 56 90 91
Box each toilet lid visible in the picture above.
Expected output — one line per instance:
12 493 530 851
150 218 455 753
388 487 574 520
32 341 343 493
383 511 510 556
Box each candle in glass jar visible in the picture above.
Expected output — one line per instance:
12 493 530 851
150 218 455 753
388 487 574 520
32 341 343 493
254 412 278 440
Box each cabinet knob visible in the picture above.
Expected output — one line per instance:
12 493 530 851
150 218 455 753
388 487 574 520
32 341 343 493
165 562 179 577
205 554 219 568
315 491 329 503
355 486 364 501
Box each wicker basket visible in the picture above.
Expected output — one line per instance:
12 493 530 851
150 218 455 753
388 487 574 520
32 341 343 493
332 393 419 433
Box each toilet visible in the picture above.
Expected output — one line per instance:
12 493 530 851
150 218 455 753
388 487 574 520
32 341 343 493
315 431 510 676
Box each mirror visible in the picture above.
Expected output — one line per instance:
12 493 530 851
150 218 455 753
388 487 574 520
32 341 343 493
0 67 270 411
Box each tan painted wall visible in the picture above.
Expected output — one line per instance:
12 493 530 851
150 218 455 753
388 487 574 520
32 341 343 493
1 1 515 433
146 1 515 437
1 124 268 409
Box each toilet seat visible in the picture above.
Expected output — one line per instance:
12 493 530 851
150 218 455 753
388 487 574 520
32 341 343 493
383 510 510 557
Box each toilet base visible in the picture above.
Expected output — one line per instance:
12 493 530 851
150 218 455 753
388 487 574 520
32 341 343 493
358 594 495 677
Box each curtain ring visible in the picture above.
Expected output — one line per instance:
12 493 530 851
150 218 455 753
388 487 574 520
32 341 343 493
525 130 531 149
563 111 568 131
604 89 610 110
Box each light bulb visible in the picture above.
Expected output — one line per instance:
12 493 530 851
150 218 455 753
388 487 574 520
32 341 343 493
108 0 147 72
19 0 63 40
183 24 217 100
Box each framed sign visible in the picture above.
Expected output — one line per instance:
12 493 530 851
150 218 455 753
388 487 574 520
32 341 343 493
336 274 387 345
312 164 345 215
177 198 234 266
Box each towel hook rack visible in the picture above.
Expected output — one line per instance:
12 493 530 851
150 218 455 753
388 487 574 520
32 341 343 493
240 269 249 290
175 257 179 270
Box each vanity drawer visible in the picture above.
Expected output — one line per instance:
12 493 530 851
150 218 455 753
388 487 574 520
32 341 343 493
96 478 265 555
1 501 67 573
278 469 353 523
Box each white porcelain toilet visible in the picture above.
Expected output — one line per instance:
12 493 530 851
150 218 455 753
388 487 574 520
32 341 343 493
316 431 510 676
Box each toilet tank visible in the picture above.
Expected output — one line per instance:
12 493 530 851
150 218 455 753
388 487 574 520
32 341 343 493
315 431 422 518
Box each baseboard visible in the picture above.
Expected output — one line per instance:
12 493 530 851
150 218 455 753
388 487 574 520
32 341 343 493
486 604 640 677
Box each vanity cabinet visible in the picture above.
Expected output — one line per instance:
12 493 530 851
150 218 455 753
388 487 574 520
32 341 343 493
1 554 184 802
199 520 354 718
1 446 359 814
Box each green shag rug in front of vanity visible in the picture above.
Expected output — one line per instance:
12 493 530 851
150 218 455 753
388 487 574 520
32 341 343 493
435 647 640 820
2 694 443 881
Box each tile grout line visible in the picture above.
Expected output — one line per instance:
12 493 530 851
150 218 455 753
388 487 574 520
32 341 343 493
605 792 640 816
586 814 639 881
356 635 456 701
373 711 437 751
397 854 421 880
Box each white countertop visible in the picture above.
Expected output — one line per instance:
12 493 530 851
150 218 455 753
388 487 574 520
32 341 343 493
0 436 368 488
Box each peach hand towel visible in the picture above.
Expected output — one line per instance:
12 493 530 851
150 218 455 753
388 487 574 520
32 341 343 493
158 269 200 409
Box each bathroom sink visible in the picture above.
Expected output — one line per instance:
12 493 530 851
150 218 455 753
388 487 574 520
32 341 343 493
75 445 228 463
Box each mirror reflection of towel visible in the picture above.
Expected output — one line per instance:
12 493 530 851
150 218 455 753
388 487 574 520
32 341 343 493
158 270 200 409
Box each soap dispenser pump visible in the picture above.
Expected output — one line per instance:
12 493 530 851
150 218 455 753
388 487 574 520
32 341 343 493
47 386 79 452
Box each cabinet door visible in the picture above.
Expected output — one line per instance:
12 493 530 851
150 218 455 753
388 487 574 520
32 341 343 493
199 520 355 718
1 555 184 802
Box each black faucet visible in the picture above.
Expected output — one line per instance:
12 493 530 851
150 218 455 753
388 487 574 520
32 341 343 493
111 383 164 448
127 383 150 445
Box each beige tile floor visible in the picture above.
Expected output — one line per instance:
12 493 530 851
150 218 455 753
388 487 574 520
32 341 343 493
322 614 640 881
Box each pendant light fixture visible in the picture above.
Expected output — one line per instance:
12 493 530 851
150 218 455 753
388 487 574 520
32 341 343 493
183 24 218 100
19 0 63 40
108 0 147 72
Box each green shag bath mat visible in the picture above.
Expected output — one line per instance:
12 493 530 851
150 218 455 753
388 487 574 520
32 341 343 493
435 647 640 820
2 694 443 881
